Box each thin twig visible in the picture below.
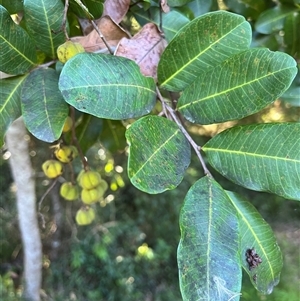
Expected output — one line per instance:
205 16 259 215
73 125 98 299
90 20 113 54
156 87 213 177
70 106 89 171
38 178 59 228
61 0 69 39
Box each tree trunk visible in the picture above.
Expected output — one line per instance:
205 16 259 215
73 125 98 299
6 117 42 301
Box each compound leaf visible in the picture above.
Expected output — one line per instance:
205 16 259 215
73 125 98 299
226 191 283 295
158 11 252 92
21 68 69 142
178 176 242 301
177 48 297 124
202 123 300 201
59 53 156 120
126 115 191 194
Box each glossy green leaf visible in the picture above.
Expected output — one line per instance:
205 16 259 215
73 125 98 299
177 48 297 124
76 113 103 155
202 123 300 201
255 5 298 34
0 75 27 147
158 11 252 92
178 176 241 301
0 5 37 75
132 8 190 42
126 116 191 194
284 11 300 57
0 0 23 13
23 0 66 58
226 191 283 295
21 68 69 142
59 53 156 120
99 120 127 153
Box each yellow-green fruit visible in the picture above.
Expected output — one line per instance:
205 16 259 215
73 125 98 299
79 170 101 190
98 180 108 194
62 116 73 133
81 187 101 204
75 207 95 225
57 41 85 64
42 160 63 179
54 145 78 163
60 182 79 201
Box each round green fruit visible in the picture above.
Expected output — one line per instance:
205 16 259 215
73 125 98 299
78 170 101 190
60 182 79 201
42 160 63 179
75 207 95 225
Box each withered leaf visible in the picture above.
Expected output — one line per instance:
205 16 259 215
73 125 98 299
103 0 130 23
71 16 129 53
115 23 167 80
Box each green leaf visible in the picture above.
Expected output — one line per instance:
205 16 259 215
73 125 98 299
0 75 27 147
167 0 192 6
226 191 283 294
132 8 190 42
280 71 300 106
75 113 103 155
0 5 37 75
202 123 300 201
126 116 191 194
157 11 252 92
59 53 156 120
178 176 241 301
284 11 300 57
23 0 67 58
21 68 69 142
224 0 267 20
187 0 219 17
0 0 23 13
177 48 297 124
255 5 298 34
99 120 127 153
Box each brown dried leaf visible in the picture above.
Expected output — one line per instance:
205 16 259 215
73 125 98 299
161 0 170 13
103 0 130 23
115 23 167 81
71 16 129 53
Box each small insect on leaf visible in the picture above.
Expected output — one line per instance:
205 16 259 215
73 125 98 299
246 248 262 270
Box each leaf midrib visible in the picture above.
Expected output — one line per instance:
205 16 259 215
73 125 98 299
130 129 180 179
160 21 247 88
178 65 293 110
228 195 275 279
203 147 300 163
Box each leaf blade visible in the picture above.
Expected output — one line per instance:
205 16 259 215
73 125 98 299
177 48 297 124
0 75 27 147
21 68 69 142
178 176 242 301
0 5 37 75
202 123 300 200
59 53 157 120
226 191 283 295
157 11 252 92
126 116 191 194
23 0 67 58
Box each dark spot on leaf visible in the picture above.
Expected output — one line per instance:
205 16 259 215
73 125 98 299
246 248 262 270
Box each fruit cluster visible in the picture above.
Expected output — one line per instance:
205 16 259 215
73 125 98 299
41 118 108 226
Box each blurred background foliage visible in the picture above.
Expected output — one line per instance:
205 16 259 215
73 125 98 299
1 0 300 300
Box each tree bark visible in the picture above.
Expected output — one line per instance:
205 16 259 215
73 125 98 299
6 117 42 301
